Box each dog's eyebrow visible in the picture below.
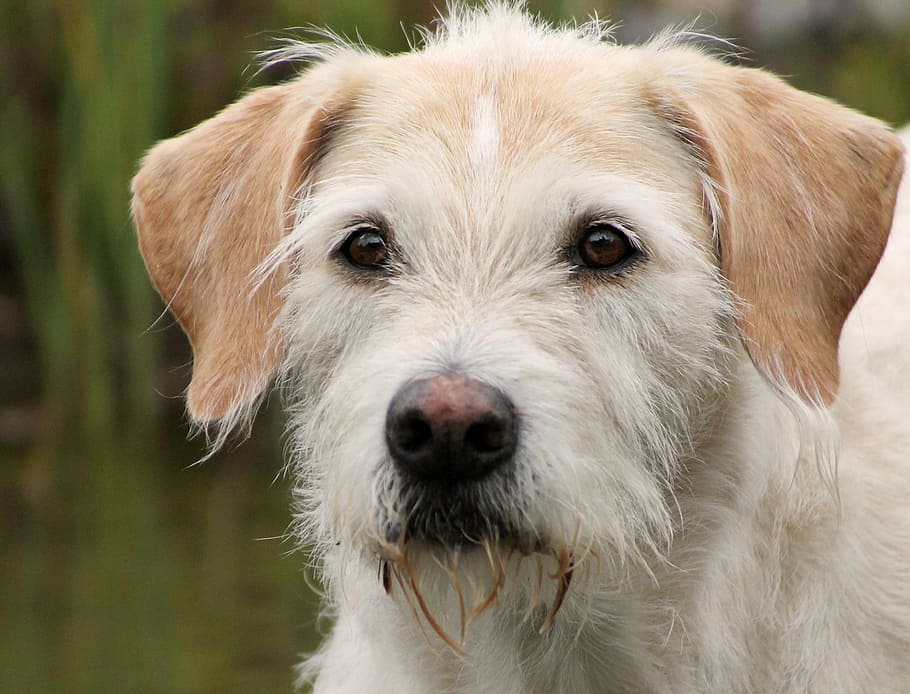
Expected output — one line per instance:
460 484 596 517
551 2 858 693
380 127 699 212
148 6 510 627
260 182 394 270
330 215 394 249
560 211 640 242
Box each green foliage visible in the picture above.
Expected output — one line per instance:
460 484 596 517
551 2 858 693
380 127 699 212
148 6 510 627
2 0 170 446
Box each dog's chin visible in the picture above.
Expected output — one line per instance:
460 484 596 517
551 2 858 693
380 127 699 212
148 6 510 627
384 526 544 560
365 475 582 644
377 477 535 551
371 516 578 648
389 510 537 553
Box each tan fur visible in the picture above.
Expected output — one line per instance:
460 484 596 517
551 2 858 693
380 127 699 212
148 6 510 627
652 58 904 403
131 58 371 421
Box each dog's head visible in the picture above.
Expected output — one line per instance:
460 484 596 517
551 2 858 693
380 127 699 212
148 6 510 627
133 6 902 638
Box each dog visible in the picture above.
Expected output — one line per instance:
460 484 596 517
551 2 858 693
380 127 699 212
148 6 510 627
131 3 910 692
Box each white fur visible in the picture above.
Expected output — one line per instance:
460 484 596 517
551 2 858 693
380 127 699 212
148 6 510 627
263 10 910 694
470 94 500 178
141 5 910 692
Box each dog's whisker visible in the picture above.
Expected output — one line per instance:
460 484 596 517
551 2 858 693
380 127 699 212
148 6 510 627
549 543 572 581
375 535 407 565
566 532 598 589
513 551 534 626
408 566 467 656
380 540 452 650
539 561 574 634
521 553 546 626
380 559 392 595
390 563 442 658
428 548 468 646
464 538 505 630
450 551 468 646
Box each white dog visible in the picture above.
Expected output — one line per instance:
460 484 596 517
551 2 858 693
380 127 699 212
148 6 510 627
132 3 910 692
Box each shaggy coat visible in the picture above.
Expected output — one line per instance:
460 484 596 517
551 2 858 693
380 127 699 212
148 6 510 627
132 4 910 692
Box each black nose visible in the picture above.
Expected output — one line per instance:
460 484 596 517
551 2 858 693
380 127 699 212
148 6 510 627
386 375 518 483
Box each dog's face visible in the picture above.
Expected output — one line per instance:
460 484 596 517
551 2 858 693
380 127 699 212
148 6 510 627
285 48 733 562
132 9 902 637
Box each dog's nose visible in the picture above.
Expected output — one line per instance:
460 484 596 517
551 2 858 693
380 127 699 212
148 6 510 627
386 375 518 482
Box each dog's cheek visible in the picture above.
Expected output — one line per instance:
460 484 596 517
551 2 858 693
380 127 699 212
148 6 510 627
625 263 731 410
281 274 408 543
288 382 394 552
534 325 679 553
558 266 735 539
283 271 382 382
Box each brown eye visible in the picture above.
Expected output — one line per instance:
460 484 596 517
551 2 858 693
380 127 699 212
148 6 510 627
576 223 636 270
341 226 389 270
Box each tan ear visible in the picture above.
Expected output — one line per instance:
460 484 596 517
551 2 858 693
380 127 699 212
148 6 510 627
656 58 904 403
132 68 352 423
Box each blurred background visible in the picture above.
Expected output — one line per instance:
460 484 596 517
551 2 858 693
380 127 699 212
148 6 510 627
1 0 909 691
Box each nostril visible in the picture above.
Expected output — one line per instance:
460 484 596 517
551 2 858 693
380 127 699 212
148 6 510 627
465 418 509 454
395 412 432 453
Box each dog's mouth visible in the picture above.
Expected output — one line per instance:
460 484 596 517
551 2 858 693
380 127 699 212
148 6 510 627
382 476 531 549
375 534 578 653
372 487 581 652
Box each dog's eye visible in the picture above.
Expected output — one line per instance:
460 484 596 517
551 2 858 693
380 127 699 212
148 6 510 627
575 222 637 270
340 225 389 270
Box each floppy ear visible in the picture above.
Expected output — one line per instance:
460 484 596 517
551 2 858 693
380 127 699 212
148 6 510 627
656 58 904 403
132 68 353 424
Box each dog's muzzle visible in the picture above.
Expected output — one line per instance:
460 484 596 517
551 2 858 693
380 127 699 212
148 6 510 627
384 374 520 544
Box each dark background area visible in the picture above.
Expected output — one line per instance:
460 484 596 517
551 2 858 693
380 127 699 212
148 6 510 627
2 1 909 691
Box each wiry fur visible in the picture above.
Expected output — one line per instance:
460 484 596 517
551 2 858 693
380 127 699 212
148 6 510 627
131 3 910 692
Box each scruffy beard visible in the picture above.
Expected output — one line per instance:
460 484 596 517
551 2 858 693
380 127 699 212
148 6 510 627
371 523 585 653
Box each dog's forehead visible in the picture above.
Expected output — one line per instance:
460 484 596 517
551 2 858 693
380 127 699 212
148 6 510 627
351 49 679 176
293 42 715 271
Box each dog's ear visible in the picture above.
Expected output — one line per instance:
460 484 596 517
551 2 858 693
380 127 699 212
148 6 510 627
132 68 354 424
656 59 904 404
